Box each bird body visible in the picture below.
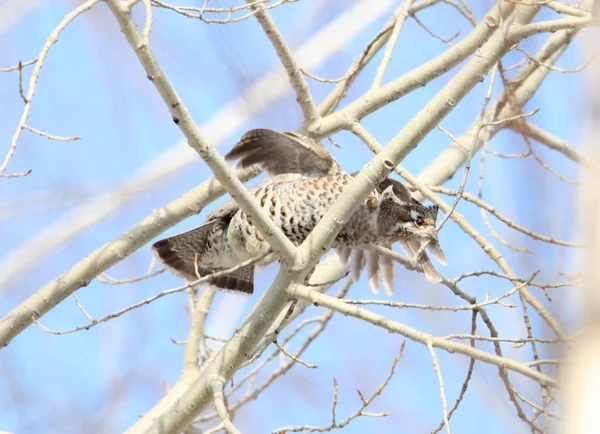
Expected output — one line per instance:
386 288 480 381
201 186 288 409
152 129 446 294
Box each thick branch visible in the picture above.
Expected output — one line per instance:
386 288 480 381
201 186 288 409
125 5 554 433
106 0 297 266
350 122 568 339
244 0 318 125
0 0 389 294
310 2 517 135
511 15 594 39
0 167 257 348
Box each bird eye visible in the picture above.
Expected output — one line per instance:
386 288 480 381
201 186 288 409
414 218 424 227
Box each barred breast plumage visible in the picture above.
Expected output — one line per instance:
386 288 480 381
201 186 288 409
152 129 447 294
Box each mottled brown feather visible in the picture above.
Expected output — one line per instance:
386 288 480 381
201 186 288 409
225 129 338 176
152 220 254 294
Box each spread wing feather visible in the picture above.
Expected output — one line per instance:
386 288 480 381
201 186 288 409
225 129 337 177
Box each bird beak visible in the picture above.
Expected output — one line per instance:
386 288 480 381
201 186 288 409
422 227 448 265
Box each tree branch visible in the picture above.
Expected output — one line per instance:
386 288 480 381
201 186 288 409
0 0 101 177
510 121 589 166
244 0 318 125
290 285 556 386
310 2 517 135
372 0 415 88
417 26 582 189
0 167 257 348
106 0 298 265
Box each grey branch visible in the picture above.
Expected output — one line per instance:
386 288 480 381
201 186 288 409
106 0 298 267
290 285 556 386
0 167 258 347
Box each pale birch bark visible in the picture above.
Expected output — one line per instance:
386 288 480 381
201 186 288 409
1 1 596 433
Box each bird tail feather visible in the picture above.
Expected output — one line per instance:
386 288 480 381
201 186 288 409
152 222 254 294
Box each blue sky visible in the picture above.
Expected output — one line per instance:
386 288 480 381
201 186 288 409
0 1 591 433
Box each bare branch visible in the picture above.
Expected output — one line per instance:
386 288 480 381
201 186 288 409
273 341 318 369
372 0 415 88
417 26 584 190
511 121 589 165
0 0 384 293
211 379 240 434
32 253 269 336
348 119 567 339
274 343 404 433
431 186 585 247
244 0 318 125
105 0 298 266
0 0 101 177
427 341 451 434
289 286 556 386
0 58 37 72
22 125 81 142
399 167 568 340
311 2 518 135
510 15 595 40
432 311 477 434
0 166 257 347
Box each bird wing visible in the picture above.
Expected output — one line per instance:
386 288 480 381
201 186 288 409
225 129 337 177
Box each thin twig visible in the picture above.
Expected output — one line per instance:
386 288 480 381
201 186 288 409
274 341 318 368
431 186 584 247
151 0 292 24
0 58 37 72
33 252 270 335
412 13 460 46
436 63 498 232
1 0 101 177
514 46 594 73
432 311 477 434
244 0 318 124
22 125 82 142
510 121 588 165
427 340 451 434
97 267 166 285
211 379 241 434
274 343 404 433
372 0 415 88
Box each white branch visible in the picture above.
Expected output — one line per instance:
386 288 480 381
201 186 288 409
417 26 584 188
427 341 451 434
105 0 298 266
511 121 589 165
310 2 517 135
124 5 561 432
372 0 415 88
211 379 241 434
0 0 101 177
244 0 318 125
510 15 595 39
0 0 387 293
290 285 556 386
0 167 257 347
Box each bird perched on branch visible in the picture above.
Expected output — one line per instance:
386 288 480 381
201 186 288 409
152 129 446 294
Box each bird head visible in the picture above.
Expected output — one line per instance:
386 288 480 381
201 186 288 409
377 185 447 264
